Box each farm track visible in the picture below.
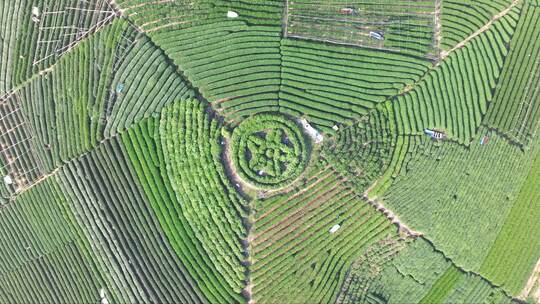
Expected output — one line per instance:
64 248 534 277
439 0 521 61
282 0 290 38
361 194 422 238
106 0 122 15
220 138 253 300
434 0 443 55
7 168 60 202
120 0 173 13
520 258 540 301
1 64 55 97
6 132 124 203
220 138 251 200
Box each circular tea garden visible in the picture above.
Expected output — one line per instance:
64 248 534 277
230 113 309 190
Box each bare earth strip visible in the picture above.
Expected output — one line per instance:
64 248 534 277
282 0 289 37
362 170 421 237
519 258 540 302
434 0 443 55
362 194 423 238
439 0 521 61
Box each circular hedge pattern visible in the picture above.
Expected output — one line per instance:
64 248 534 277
231 113 309 190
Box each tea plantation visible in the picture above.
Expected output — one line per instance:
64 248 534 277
0 0 538 303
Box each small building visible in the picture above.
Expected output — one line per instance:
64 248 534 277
480 135 489 145
329 224 341 234
332 125 339 131
227 11 239 18
340 7 356 15
424 129 446 140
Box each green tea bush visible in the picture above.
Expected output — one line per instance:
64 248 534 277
251 161 400 303
485 1 540 146
441 0 517 50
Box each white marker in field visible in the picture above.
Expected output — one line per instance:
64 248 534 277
3 175 13 186
227 11 239 18
299 118 323 144
369 31 384 40
99 288 109 304
329 224 341 234
31 7 40 23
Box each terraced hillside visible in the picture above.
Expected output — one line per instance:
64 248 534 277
0 0 539 303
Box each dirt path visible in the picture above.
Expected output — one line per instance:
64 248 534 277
119 0 172 13
439 0 521 61
282 0 290 37
362 193 423 237
220 138 253 200
106 0 123 15
9 168 60 201
220 138 255 303
434 0 443 56
519 258 540 301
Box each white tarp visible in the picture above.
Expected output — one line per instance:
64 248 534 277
227 11 239 18
31 7 40 23
99 288 109 304
329 224 341 234
299 118 323 144
3 175 13 185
